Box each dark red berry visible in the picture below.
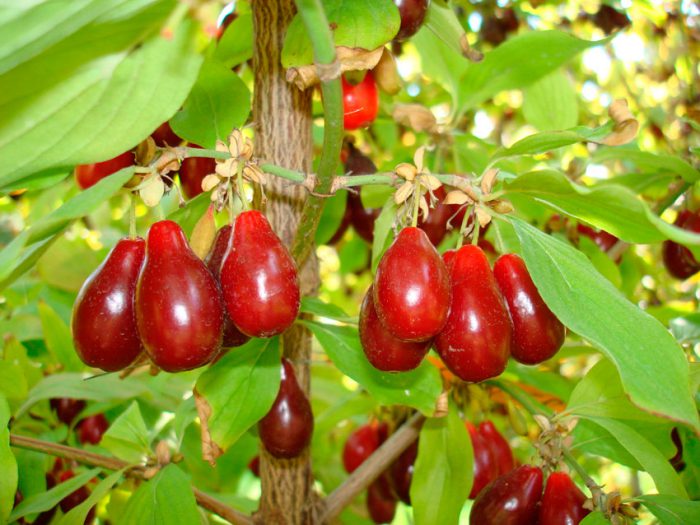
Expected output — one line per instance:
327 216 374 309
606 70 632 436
248 456 260 477
467 422 498 499
538 471 590 525
74 152 134 190
50 399 86 426
150 122 181 147
390 439 418 504
470 465 543 525
77 414 109 445
343 423 383 474
179 144 216 200
663 210 700 279
393 0 430 41
344 144 380 243
367 476 397 524
478 421 514 476
342 73 379 131
57 470 95 523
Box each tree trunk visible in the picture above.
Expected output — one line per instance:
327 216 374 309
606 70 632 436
252 1 320 523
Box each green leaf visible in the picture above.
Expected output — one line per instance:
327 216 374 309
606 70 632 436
0 9 202 187
670 314 700 344
413 25 468 107
0 170 69 194
572 419 641 470
101 402 151 463
315 191 347 245
57 469 124 525
282 0 400 68
0 397 17 523
371 200 397 273
300 297 357 324
411 406 471 525
339 236 370 275
458 31 608 112
36 236 105 293
638 494 700 525
166 192 211 238
196 337 281 450
423 0 473 59
38 302 83 372
117 465 200 525
509 217 699 429
213 6 253 68
593 147 700 183
170 59 251 149
360 185 392 210
522 70 578 131
580 512 608 525
9 468 101 523
301 320 441 415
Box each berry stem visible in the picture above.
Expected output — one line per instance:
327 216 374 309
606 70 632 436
128 194 136 239
456 205 472 249
411 182 421 228
236 163 249 211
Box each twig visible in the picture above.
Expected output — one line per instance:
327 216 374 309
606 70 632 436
9 434 253 525
322 412 426 521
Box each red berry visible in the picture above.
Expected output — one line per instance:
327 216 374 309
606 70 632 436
220 211 300 338
662 210 700 279
470 465 543 525
478 421 514 476
359 286 431 372
57 470 94 522
576 224 619 253
538 471 590 525
418 186 454 246
344 144 381 243
366 476 397 524
258 359 314 459
77 414 109 445
393 0 430 41
343 423 383 474
390 439 417 504
342 73 379 131
442 248 457 268
467 422 498 499
435 245 511 382
374 227 451 342
493 253 565 365
150 121 181 147
136 221 224 372
72 238 145 372
179 144 216 200
50 399 86 426
248 456 260 477
74 152 134 190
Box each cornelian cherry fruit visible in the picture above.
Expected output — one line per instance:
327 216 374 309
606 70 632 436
435 245 511 382
538 471 590 525
179 144 216 200
367 477 397 524
493 253 565 365
220 210 300 338
470 465 543 525
57 470 94 520
74 151 134 190
258 359 314 459
343 422 384 473
393 0 430 40
478 421 514 476
390 439 418 504
467 422 498 499
50 398 86 426
663 210 700 279
136 220 224 372
374 227 450 342
150 121 181 147
77 414 109 445
72 238 145 372
342 73 379 131
344 143 380 243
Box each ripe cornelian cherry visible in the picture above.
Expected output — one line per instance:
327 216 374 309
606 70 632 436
435 245 511 382
466 422 498 499
374 227 450 341
72 238 145 372
538 471 590 525
74 151 134 190
258 359 314 459
478 421 514 476
393 0 430 40
136 220 224 372
343 422 385 473
359 286 431 372
57 470 94 521
248 456 260 477
493 253 565 365
220 210 300 338
576 224 618 253
150 121 181 147
442 248 457 268
345 143 381 243
390 439 418 504
367 477 397 524
179 144 216 200
470 465 543 525
77 414 109 445
205 226 250 348
663 210 700 279
50 398 86 426
418 186 454 246
342 73 379 131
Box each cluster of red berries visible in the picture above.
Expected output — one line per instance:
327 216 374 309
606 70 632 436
72 211 300 373
360 226 565 380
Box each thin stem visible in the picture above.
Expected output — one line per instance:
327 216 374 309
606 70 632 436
411 184 421 228
471 216 480 246
128 194 137 239
178 146 230 160
260 163 307 184
228 179 236 224
456 205 472 249
236 163 249 211
340 174 397 187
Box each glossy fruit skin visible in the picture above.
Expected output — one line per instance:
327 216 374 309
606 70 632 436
345 144 380 243
539 471 590 525
478 421 514 476
258 359 313 458
359 286 431 372
220 211 300 338
663 210 700 279
205 226 250 348
493 254 565 365
136 220 224 372
342 73 379 130
50 398 86 426
151 121 181 147
393 0 430 40
467 423 499 499
390 439 418 504
77 414 109 445
367 477 397 524
343 423 383 473
72 238 145 372
179 144 216 200
435 245 511 382
470 465 543 525
374 227 451 342
442 249 457 268
74 151 134 190
418 186 454 246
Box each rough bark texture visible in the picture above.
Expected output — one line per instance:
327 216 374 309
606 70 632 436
252 0 321 523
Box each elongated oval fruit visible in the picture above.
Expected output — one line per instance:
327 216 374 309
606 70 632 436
136 220 224 372
77 414 109 445
179 144 216 200
345 143 380 243
435 245 511 382
478 421 514 476
75 151 134 190
390 439 418 504
467 422 499 499
259 359 314 458
470 465 543 525
220 210 300 337
367 476 397 524
72 238 145 372
205 225 250 348
539 471 590 525
663 210 700 279
493 253 565 365
360 286 431 372
374 227 450 341
343 422 384 473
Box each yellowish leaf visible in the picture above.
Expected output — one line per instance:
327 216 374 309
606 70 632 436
190 205 217 260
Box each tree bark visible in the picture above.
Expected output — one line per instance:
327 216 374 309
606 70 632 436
252 1 320 523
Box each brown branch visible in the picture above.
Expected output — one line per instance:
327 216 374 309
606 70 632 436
321 412 426 521
9 434 253 525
